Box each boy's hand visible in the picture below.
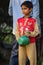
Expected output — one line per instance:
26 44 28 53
20 32 24 36
24 31 31 37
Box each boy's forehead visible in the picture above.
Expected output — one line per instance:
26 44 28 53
22 5 28 8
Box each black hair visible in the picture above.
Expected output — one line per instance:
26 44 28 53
21 1 33 9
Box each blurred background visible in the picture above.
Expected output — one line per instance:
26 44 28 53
0 0 43 65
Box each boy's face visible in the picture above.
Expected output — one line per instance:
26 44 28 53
21 5 32 16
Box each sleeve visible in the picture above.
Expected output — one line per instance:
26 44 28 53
31 0 41 34
8 0 13 16
31 0 39 18
15 22 20 40
30 21 39 37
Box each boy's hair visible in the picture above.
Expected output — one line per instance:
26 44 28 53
21 1 33 9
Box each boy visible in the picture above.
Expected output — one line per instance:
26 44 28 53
15 1 39 65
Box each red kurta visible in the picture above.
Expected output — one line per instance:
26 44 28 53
17 18 36 43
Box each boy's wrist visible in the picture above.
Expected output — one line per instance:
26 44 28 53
24 32 31 37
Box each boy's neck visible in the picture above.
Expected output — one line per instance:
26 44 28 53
24 14 30 19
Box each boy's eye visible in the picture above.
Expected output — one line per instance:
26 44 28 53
24 8 27 9
22 8 27 10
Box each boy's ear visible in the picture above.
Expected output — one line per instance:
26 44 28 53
29 8 32 12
